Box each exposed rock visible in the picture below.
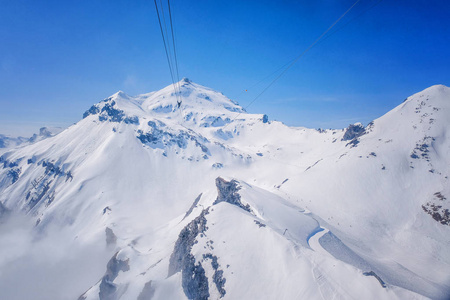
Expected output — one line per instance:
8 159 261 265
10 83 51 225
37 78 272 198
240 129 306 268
169 209 210 300
363 271 387 288
203 253 226 297
200 116 231 128
7 167 21 184
434 192 446 201
342 123 365 141
83 105 100 119
43 161 62 177
99 101 125 123
182 193 202 221
103 206 112 215
212 163 223 169
99 251 130 300
137 126 210 155
123 116 139 125
254 220 266 228
27 180 52 210
410 136 435 162
422 204 450 226
213 177 252 213
422 192 449 226
305 159 323 172
66 171 73 182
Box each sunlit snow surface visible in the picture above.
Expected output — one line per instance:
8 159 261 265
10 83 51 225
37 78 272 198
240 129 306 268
0 79 449 299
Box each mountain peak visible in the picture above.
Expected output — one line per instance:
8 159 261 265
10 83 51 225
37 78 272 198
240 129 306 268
139 80 246 118
81 81 249 129
112 90 129 99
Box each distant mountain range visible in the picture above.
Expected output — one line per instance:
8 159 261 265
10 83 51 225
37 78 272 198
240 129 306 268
0 126 63 149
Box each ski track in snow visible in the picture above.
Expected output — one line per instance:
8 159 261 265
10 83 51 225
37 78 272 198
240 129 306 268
307 226 331 257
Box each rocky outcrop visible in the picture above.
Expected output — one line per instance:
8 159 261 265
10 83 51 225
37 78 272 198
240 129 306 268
99 252 130 300
169 209 210 300
342 123 367 147
83 99 139 125
422 192 450 226
137 122 210 155
342 123 366 141
214 177 252 213
202 253 226 297
363 271 386 288
182 193 202 221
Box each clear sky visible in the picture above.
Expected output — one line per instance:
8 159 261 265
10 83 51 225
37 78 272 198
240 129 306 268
1 0 449 136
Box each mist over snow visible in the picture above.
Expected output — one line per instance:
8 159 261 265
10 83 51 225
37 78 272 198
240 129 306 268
0 212 114 300
0 80 449 299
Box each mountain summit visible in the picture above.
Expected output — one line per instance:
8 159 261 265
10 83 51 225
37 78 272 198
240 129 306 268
83 79 247 129
0 83 449 300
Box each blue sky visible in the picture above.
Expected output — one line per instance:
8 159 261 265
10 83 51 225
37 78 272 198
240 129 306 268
1 0 449 136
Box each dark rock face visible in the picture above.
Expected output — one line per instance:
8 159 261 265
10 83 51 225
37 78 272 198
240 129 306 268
182 193 202 221
83 105 100 119
19 159 74 211
212 163 223 169
43 161 62 176
342 124 366 142
99 101 125 123
213 177 252 213
83 99 139 125
27 181 52 210
123 116 139 125
422 192 450 226
254 220 266 228
99 252 130 300
1 156 20 168
182 257 209 300
363 271 387 288
202 253 226 298
7 167 21 184
168 209 210 300
137 123 210 155
410 136 435 162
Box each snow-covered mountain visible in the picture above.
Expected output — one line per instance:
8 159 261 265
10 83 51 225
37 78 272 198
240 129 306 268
0 126 63 151
0 79 449 300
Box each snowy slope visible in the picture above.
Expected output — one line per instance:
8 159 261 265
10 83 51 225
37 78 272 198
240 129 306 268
0 80 449 300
